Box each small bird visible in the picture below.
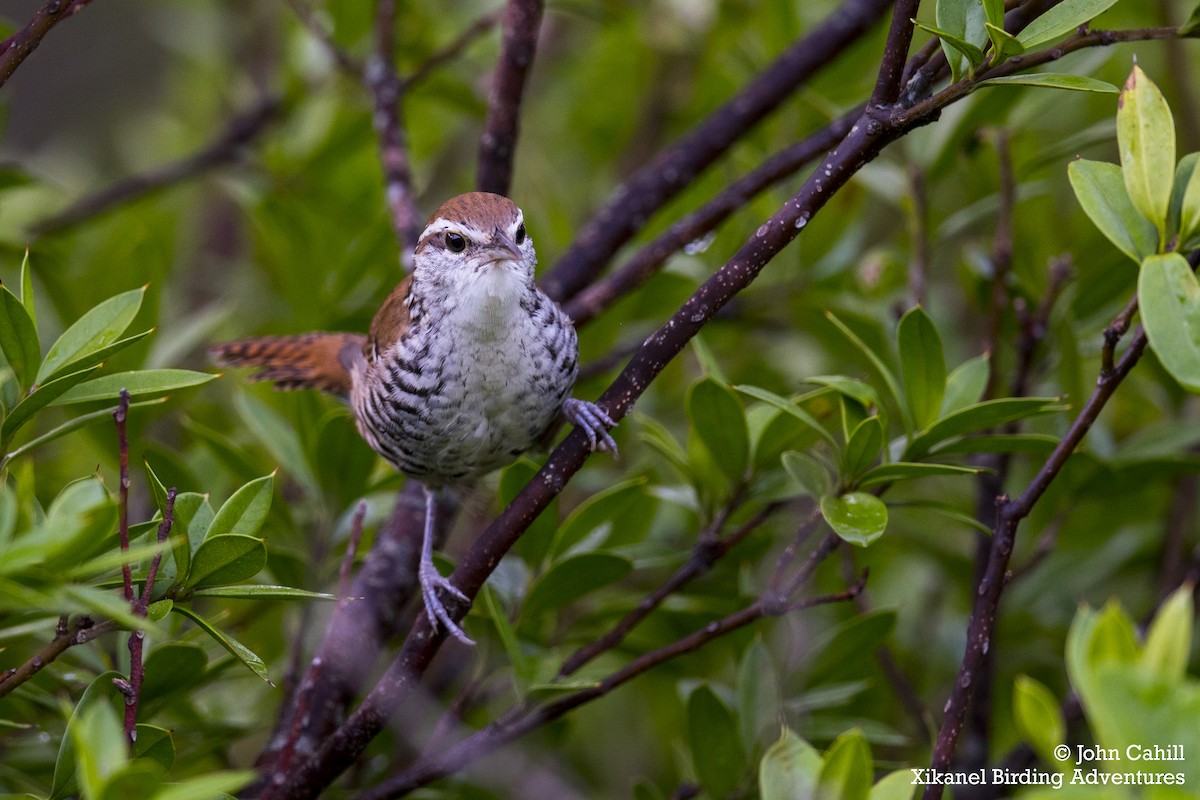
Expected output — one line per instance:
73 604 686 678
211 192 617 644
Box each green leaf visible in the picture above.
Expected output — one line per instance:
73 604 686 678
817 728 872 800
984 22 1024 61
1139 253 1200 392
737 639 781 753
1069 159 1159 263
690 332 728 382
189 585 336 601
70 701 127 800
843 416 883 479
687 377 749 483
736 384 838 448
171 605 273 685
1174 152 1200 246
932 0 987 81
914 20 985 79
856 461 982 488
820 492 888 547
1016 0 1121 49
1139 583 1193 681
131 724 175 772
19 249 36 330
805 375 881 411
183 534 268 589
37 286 145 383
906 397 1064 459
1183 2 1200 35
2 398 167 464
551 477 652 559
825 312 910 430
146 598 173 622
0 284 41 392
206 472 275 539
982 0 1004 29
1 365 99 447
782 450 831 497
687 685 745 800
140 644 207 705
51 670 123 800
870 770 918 800
520 551 632 620
50 369 216 405
500 459 558 567
234 391 319 496
1013 675 1066 767
150 771 258 800
1118 65 1175 243
481 585 534 685
897 307 945 431
759 727 822 800
940 354 990 416
43 328 156 385
977 73 1118 93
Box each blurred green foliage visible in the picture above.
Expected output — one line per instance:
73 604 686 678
1 0 1199 797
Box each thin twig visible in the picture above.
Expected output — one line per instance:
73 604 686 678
283 0 363 76
114 389 134 604
476 0 544 196
405 10 501 88
541 0 895 303
0 0 95 91
338 501 368 601
0 617 118 699
31 95 283 237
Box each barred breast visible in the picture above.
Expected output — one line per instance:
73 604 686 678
350 286 579 486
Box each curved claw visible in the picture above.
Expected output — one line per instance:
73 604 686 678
563 398 619 457
419 558 475 645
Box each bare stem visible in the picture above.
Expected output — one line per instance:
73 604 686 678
0 0 95 90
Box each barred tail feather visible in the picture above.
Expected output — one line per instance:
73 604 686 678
209 333 366 398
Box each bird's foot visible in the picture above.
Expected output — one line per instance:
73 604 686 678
418 555 475 645
563 398 619 457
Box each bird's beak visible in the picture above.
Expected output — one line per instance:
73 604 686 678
486 229 523 264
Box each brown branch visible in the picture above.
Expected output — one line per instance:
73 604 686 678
31 95 283 237
558 499 783 677
367 0 422 258
0 0 95 91
870 0 921 107
476 0 544 196
360 585 865 800
541 0 895 303
564 113 857 326
0 616 118 699
114 389 134 605
405 10 501 89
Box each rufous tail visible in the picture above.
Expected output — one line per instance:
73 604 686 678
209 333 366 398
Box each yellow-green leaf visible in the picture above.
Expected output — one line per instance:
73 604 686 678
1118 65 1175 242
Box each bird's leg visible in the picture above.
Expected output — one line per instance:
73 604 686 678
418 484 475 645
562 398 619 456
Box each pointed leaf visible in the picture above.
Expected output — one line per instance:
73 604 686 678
0 284 40 392
820 492 888 547
1016 0 1121 49
50 369 215 405
19 249 36 330
520 551 632 620
687 685 745 800
190 585 336 601
977 73 1117 93
171 605 273 684
207 472 275 539
940 354 990 415
1069 159 1158 262
51 670 122 800
760 728 822 800
898 307 945 430
844 416 884 479
818 728 872 800
1118 65 1174 241
857 461 982 488
687 377 749 483
41 328 155 384
984 22 1024 60
37 286 145 383
932 0 986 82
825 312 910 430
782 450 831 497
906 397 1065 458
3 398 167 463
1 365 100 446
1013 675 1066 767
1174 152 1200 246
736 384 838 448
1139 253 1200 392
1139 583 1193 681
551 477 652 559
183 534 267 589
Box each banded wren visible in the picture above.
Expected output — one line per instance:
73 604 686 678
212 192 617 644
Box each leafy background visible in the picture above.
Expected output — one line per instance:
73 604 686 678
1 0 1199 798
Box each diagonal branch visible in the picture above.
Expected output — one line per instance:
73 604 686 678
540 0 895 303
476 0 544 196
30 95 283 237
0 0 96 90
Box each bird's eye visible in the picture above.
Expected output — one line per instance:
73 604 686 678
445 232 467 252
514 223 526 245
